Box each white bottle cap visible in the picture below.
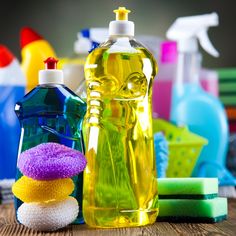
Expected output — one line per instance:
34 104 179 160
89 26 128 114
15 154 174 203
109 7 134 36
39 57 64 85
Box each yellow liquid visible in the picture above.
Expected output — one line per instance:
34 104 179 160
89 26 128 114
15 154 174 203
83 43 158 228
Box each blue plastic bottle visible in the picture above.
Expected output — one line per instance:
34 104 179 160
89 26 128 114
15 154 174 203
0 45 25 180
14 57 87 223
167 13 231 182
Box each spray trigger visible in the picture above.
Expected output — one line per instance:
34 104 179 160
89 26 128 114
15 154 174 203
197 29 219 57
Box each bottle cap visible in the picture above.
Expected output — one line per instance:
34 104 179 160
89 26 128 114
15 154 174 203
74 28 108 54
0 45 14 67
109 7 134 36
39 57 63 85
20 27 43 49
160 41 177 64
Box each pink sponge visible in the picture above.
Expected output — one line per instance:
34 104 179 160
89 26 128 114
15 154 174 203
18 143 87 180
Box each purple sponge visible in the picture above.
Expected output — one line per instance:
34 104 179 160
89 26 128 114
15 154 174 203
18 143 87 180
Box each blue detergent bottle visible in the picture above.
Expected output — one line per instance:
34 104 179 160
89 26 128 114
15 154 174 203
14 57 87 223
0 45 25 180
167 13 234 184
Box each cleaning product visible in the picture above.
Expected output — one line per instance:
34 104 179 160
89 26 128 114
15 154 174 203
157 178 227 223
20 27 57 92
158 197 227 223
18 142 87 180
158 178 218 199
12 176 74 203
154 132 169 178
60 28 109 98
153 119 207 177
12 142 87 231
74 28 109 55
15 58 87 224
217 68 236 133
167 13 230 180
83 7 158 228
153 41 177 119
153 41 218 120
0 45 25 180
17 196 79 231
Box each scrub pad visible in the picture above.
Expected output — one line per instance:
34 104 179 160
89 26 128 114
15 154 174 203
158 197 227 223
12 176 74 203
18 142 87 180
154 132 169 178
158 178 218 199
17 196 79 231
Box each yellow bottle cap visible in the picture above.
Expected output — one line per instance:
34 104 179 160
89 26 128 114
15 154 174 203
109 7 134 36
113 7 131 21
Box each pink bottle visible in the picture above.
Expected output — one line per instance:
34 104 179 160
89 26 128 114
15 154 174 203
152 41 218 120
152 41 177 119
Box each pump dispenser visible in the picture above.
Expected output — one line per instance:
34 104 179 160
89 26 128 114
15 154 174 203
167 13 232 184
39 57 63 85
83 7 158 228
15 57 87 224
109 7 134 36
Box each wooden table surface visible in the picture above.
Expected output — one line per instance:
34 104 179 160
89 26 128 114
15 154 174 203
0 199 235 236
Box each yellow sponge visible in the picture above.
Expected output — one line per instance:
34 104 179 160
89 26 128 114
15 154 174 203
12 176 74 203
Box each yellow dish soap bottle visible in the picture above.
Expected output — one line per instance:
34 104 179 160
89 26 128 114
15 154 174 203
83 7 158 228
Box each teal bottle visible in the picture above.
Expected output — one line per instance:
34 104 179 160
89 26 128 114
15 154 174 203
171 52 229 180
14 58 87 223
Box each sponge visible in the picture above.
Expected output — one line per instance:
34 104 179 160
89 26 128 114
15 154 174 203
158 178 218 199
154 132 169 178
12 176 74 203
17 197 79 231
158 197 227 223
18 142 87 180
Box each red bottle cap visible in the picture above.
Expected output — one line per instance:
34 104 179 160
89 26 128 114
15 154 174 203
44 57 58 69
20 27 43 49
0 45 14 67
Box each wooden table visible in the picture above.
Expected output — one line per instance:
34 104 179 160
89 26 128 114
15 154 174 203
0 199 235 236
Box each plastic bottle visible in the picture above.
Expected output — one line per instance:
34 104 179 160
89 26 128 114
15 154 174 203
83 7 158 228
15 57 87 223
60 28 109 99
20 27 57 92
167 13 230 181
153 41 177 119
0 45 25 179
200 69 218 97
153 41 219 120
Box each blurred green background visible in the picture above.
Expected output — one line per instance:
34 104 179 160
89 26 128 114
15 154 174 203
0 0 235 68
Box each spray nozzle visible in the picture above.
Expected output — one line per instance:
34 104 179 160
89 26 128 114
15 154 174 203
167 12 219 57
44 57 58 69
113 7 131 21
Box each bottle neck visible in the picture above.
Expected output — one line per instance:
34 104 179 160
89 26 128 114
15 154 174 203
175 52 202 85
108 35 134 40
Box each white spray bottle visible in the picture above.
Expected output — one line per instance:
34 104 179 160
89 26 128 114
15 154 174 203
167 13 235 185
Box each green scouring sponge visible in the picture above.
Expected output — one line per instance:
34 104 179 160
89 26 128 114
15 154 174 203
158 178 218 199
157 197 228 223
